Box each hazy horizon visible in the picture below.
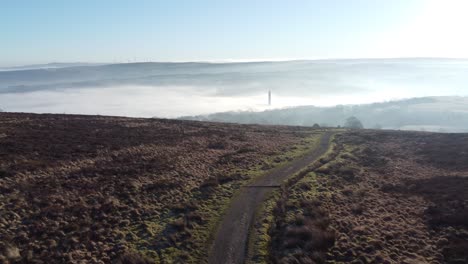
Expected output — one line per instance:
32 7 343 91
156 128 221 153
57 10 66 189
1 58 468 118
2 1 468 128
3 56 468 69
3 2 468 264
3 1 468 65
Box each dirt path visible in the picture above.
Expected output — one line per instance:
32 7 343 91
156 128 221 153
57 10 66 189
208 132 333 264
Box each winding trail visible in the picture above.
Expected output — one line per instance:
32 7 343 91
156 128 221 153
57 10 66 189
208 132 333 264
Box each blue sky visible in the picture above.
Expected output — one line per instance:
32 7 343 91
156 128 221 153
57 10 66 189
2 0 467 66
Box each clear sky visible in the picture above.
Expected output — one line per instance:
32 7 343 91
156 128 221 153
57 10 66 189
2 0 468 66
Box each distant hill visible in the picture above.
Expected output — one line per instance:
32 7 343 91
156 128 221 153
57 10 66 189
0 62 104 72
1 58 468 96
1 59 468 121
180 96 468 133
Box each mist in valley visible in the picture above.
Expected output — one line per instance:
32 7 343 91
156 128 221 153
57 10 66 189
1 58 468 131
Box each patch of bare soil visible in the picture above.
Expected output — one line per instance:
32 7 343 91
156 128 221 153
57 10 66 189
0 113 316 263
314 131 468 264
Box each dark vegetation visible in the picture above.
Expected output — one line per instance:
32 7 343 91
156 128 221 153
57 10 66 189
270 190 335 264
263 130 468 264
326 131 468 264
384 176 468 229
114 252 155 264
0 112 318 263
383 175 468 263
268 142 342 263
2 112 468 263
414 133 468 170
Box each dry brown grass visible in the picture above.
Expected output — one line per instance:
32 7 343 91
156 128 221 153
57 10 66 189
318 130 468 263
271 196 335 264
0 112 316 263
113 252 155 264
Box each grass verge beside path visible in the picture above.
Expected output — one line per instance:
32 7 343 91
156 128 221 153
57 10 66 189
123 131 325 263
247 132 340 264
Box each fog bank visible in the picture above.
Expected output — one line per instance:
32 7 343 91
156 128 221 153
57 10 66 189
1 59 467 119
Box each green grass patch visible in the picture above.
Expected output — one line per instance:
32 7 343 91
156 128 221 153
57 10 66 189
247 190 281 264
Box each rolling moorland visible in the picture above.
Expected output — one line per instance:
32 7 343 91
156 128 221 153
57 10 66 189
255 130 468 264
0 112 323 263
1 113 467 264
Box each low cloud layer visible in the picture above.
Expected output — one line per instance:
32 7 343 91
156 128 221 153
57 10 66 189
0 59 467 118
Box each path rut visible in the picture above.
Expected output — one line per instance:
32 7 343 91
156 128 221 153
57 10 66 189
208 132 333 264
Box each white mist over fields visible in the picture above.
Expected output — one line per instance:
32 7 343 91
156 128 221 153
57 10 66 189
0 86 394 118
1 86 270 118
0 59 468 128
1 83 463 118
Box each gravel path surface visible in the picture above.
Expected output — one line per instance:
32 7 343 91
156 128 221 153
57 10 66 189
208 132 333 264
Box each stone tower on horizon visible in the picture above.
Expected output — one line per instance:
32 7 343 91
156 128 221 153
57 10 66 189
268 90 271 106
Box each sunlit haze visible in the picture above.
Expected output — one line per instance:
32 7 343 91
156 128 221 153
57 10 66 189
1 0 468 122
2 2 468 263
2 0 468 66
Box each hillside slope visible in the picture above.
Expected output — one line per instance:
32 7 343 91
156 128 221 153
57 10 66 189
0 113 321 263
263 130 468 263
1 113 467 263
182 96 468 132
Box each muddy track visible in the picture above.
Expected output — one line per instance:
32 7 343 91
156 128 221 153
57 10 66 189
208 132 333 264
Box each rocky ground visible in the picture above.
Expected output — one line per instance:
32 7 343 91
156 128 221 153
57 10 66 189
0 113 318 263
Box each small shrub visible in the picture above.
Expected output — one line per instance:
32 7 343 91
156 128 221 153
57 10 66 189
236 146 254 154
319 157 331 164
351 204 364 215
297 181 311 191
380 183 398 192
218 173 243 184
442 235 468 263
341 187 353 196
338 166 357 181
200 177 219 188
0 169 11 178
185 211 203 224
207 141 227 150
300 198 321 208
170 218 186 231
355 188 367 197
171 201 198 214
